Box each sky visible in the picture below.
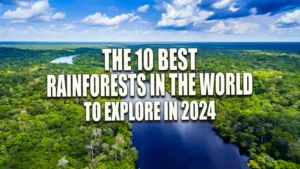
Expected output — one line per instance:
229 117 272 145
0 0 299 42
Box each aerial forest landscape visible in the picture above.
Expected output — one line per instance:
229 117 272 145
0 43 299 169
1 0 300 169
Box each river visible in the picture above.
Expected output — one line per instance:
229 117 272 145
51 55 250 169
122 80 249 169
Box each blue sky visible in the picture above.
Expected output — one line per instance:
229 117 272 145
0 0 299 41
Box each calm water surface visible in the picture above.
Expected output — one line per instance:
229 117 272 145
50 55 77 64
122 82 249 169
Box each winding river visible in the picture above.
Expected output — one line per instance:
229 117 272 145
51 55 250 169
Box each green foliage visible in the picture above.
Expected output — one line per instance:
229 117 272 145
0 47 136 169
185 49 300 168
130 46 300 168
1 44 300 169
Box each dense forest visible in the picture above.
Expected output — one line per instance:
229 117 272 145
0 43 300 169
194 49 300 169
127 44 300 169
0 46 137 169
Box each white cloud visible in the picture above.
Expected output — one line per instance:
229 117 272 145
210 20 259 34
129 15 141 22
229 3 239 12
2 0 65 22
137 4 149 12
157 0 213 27
15 1 33 7
250 7 257 15
153 0 164 11
62 24 76 30
212 0 233 9
3 0 49 20
82 12 135 26
274 10 300 28
270 25 300 36
52 12 65 20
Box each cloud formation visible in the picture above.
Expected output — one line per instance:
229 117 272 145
0 0 33 6
200 0 300 20
157 0 213 28
210 20 259 34
62 24 76 30
52 12 65 20
2 0 65 22
0 0 299 41
137 4 149 12
82 12 135 26
211 0 233 9
129 15 141 22
274 10 300 28
228 3 239 12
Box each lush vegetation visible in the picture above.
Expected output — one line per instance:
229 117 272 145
195 49 300 169
0 43 300 169
130 45 300 169
0 47 137 169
